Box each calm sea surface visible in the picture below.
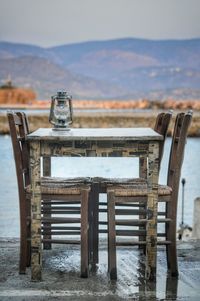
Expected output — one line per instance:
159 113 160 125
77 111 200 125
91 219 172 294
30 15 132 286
0 135 200 237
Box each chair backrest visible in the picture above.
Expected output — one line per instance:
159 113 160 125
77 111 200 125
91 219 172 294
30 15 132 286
154 110 173 167
7 111 30 192
167 111 193 190
7 111 31 242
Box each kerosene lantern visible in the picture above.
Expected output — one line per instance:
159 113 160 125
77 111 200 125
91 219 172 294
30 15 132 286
49 91 73 130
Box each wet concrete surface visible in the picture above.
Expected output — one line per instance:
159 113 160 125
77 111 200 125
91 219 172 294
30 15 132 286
0 238 200 300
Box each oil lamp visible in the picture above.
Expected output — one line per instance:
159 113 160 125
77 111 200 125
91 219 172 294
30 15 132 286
49 91 73 130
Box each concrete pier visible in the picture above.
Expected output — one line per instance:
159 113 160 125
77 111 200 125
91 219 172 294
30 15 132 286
0 238 200 300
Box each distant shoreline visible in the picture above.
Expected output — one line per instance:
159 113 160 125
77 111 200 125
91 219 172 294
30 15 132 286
1 98 200 111
1 109 200 136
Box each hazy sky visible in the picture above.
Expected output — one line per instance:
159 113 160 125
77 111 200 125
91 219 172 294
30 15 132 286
0 0 200 47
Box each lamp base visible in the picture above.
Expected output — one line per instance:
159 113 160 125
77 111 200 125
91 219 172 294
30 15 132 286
52 127 71 131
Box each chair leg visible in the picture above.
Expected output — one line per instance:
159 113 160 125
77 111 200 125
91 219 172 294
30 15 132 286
81 190 89 278
26 240 31 268
91 182 99 265
139 157 147 253
19 220 28 274
43 202 52 250
26 221 31 267
139 203 147 254
26 199 31 267
19 194 29 274
165 222 171 270
166 221 178 276
168 244 178 276
88 182 99 266
88 190 93 265
166 200 178 276
43 157 52 250
107 191 117 280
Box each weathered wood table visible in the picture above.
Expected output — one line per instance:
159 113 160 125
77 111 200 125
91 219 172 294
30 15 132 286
27 128 162 281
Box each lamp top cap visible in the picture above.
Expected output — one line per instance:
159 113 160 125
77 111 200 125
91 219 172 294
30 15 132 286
57 91 68 97
53 91 72 100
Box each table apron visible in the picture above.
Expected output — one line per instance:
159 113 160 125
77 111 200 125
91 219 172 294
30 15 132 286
40 140 152 157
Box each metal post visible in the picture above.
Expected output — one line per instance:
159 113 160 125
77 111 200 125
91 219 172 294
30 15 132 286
181 178 186 226
178 178 186 240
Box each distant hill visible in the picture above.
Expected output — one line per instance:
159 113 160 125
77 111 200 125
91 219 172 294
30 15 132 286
0 56 127 99
0 38 200 99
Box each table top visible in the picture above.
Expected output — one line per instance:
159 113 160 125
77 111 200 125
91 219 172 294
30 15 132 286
27 128 163 142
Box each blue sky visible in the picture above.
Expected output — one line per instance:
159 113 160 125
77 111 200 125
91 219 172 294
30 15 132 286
0 0 200 47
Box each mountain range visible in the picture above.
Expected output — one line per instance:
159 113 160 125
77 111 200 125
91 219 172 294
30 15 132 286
0 38 200 99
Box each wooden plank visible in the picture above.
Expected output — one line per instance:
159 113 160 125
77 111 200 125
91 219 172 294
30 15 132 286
42 156 52 250
42 217 81 223
41 231 81 235
30 140 42 281
107 191 117 280
42 239 80 244
116 230 146 236
81 189 89 278
145 141 159 281
42 226 81 230
27 128 163 141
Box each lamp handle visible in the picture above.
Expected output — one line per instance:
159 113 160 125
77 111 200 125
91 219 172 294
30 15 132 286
49 95 56 125
68 96 73 124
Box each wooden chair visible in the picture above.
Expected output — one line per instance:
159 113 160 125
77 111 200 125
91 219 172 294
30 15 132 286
107 111 192 279
7 111 91 278
91 111 173 264
138 110 172 245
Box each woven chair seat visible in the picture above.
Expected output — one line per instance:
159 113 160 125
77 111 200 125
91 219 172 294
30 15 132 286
26 177 91 195
108 183 172 197
93 176 146 185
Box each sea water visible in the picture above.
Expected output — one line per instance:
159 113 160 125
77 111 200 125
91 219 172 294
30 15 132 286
0 135 200 237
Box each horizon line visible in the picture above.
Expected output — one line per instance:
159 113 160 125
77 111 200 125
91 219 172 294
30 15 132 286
1 36 200 49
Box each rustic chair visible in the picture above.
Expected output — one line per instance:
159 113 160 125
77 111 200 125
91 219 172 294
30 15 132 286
91 111 173 263
7 111 91 278
106 111 192 279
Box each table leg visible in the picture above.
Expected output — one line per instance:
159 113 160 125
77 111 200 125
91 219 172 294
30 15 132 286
43 156 51 250
91 182 99 265
139 156 147 252
30 141 42 281
43 156 51 175
145 142 159 280
139 156 147 179
87 150 99 265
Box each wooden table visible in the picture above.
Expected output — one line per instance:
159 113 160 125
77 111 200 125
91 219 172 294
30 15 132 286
27 128 162 280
